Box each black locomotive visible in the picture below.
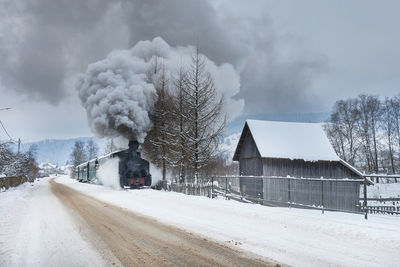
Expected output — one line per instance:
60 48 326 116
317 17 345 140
75 140 151 189
116 140 151 188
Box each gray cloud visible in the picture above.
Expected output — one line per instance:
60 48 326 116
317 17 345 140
120 0 245 65
0 0 122 103
0 0 328 113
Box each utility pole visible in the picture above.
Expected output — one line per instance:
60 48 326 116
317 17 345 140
0 107 14 143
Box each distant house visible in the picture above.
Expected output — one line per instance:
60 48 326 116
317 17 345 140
233 120 368 212
38 162 57 177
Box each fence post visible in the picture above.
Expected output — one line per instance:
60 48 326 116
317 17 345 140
225 177 228 200
211 176 214 199
321 179 324 214
364 175 368 220
288 177 291 208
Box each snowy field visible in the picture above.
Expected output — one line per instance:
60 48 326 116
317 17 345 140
55 175 400 267
366 182 400 198
0 178 108 266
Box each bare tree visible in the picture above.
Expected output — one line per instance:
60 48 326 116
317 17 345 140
104 138 118 154
184 50 226 183
382 98 397 175
357 95 374 172
142 50 227 183
393 95 400 170
170 64 189 183
366 95 382 173
70 141 87 168
328 98 360 165
86 139 99 160
0 142 38 181
143 59 175 181
326 94 400 177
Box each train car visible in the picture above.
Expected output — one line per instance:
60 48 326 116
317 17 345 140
75 140 151 189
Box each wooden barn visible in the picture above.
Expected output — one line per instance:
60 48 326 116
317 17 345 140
233 120 367 212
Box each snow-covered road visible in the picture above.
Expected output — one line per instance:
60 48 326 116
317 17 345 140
56 175 400 267
0 178 109 266
2 176 400 267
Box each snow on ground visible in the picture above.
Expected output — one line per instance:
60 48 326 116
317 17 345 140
0 177 108 267
57 175 400 267
366 182 400 198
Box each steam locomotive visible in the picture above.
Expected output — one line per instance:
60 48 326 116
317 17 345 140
75 140 151 188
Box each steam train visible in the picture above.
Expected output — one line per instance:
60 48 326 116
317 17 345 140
75 140 151 188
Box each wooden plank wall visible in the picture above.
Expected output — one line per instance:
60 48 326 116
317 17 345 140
262 158 360 178
263 178 360 212
239 176 263 199
239 158 263 176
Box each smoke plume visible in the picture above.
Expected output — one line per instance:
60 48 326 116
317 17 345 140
76 48 156 142
77 37 242 142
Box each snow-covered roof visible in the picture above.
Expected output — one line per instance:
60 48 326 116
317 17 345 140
39 162 57 169
234 120 339 161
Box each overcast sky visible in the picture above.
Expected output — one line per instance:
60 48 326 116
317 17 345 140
0 0 399 141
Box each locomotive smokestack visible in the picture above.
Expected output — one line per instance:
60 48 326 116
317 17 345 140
128 140 140 152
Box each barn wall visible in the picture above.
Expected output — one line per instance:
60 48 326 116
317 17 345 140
238 130 263 198
239 158 263 176
262 158 360 178
239 130 259 159
263 178 360 212
239 158 263 199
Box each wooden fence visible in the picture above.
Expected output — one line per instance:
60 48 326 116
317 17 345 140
167 176 363 213
365 206 400 215
166 175 399 218
0 176 28 190
167 182 212 198
210 176 363 213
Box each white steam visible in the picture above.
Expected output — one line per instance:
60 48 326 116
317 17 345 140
77 37 243 143
150 164 163 186
96 158 121 190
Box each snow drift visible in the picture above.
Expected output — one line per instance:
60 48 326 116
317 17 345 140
76 37 243 143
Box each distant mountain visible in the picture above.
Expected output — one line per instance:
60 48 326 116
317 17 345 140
14 137 106 166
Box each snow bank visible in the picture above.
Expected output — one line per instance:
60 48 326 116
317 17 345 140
56 175 400 267
0 177 107 266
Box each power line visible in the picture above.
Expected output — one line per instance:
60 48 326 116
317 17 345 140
0 120 13 141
